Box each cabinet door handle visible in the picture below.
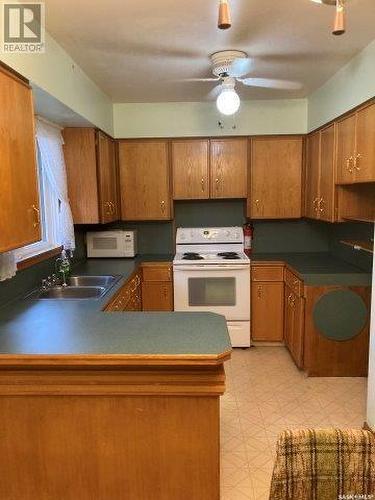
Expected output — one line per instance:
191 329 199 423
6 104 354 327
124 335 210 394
354 153 361 171
201 178 205 192
319 198 324 213
313 198 319 212
32 204 40 228
110 201 116 214
257 286 262 298
160 200 166 213
215 178 220 190
346 156 354 173
104 202 111 216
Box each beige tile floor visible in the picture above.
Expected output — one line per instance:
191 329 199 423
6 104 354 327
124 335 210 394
220 346 367 500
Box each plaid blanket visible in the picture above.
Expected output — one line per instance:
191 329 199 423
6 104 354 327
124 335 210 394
269 429 375 500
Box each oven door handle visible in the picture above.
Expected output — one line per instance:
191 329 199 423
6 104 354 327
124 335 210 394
173 265 250 271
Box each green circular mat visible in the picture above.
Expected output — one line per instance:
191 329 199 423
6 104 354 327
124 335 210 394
313 289 368 341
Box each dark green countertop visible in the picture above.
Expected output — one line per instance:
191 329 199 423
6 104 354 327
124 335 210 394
252 252 372 286
0 256 231 359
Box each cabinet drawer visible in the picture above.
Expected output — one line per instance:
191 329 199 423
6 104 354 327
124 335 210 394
251 265 284 282
142 264 172 282
284 268 303 297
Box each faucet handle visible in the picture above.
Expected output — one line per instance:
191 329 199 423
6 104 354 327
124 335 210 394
41 279 48 290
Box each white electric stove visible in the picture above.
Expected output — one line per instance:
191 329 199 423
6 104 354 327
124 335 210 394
173 227 251 347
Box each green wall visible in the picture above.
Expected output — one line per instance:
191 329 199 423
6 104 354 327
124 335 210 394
308 39 375 131
113 99 307 138
1 33 113 135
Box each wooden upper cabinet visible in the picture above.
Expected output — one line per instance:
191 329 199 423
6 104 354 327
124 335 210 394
336 113 357 184
319 125 336 222
248 136 303 219
337 103 375 184
118 140 171 221
305 126 336 222
0 68 41 253
63 128 118 224
305 132 320 219
210 138 248 199
355 103 375 183
97 132 119 223
172 140 209 200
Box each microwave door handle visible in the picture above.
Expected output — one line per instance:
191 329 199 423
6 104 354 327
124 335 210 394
173 265 250 271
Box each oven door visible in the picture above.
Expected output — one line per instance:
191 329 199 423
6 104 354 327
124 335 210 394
173 264 250 321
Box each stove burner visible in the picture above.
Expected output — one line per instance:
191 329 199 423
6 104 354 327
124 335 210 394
222 255 240 260
183 252 204 260
218 252 239 257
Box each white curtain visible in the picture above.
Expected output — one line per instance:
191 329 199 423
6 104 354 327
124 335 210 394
36 119 75 251
0 252 17 282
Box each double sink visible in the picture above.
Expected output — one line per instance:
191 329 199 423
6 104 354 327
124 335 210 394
36 275 121 300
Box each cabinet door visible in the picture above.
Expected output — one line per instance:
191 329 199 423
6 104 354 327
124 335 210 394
172 140 209 199
119 140 171 220
97 132 118 223
63 128 100 224
249 137 303 219
354 103 375 183
336 113 356 184
251 282 284 341
210 139 248 198
291 295 305 369
305 132 320 219
284 286 304 369
284 285 294 351
319 125 336 222
142 282 173 311
0 69 41 253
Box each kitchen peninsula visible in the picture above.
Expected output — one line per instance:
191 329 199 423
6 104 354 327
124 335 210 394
0 263 231 500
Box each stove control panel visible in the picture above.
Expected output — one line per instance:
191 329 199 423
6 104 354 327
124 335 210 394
176 227 243 244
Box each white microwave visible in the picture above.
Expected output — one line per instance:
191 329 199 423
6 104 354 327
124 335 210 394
86 230 137 258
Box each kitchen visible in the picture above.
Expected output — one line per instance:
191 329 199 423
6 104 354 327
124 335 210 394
0 1 375 499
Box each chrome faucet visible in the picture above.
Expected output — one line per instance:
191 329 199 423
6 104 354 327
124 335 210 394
41 274 58 290
55 250 71 287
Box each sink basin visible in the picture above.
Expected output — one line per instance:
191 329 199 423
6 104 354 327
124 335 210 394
67 275 120 288
38 286 106 300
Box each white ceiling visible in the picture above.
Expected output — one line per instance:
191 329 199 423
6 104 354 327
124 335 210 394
41 0 375 102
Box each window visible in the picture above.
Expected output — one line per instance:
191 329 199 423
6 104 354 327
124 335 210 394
15 147 61 262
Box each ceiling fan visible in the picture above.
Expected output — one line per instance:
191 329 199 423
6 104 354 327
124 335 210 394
180 50 303 116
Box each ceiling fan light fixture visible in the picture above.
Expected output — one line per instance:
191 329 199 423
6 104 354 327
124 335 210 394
332 0 346 35
218 0 231 30
216 88 240 116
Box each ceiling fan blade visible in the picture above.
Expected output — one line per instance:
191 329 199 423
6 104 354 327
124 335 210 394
240 77 303 90
207 84 222 100
228 57 253 78
175 77 220 82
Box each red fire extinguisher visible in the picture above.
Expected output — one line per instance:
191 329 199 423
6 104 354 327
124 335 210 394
243 222 253 256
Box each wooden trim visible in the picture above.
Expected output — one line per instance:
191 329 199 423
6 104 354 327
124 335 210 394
17 246 63 271
0 60 29 87
0 350 232 368
0 365 226 396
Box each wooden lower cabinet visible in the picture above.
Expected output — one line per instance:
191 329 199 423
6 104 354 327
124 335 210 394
104 270 142 311
284 284 305 369
303 285 370 377
142 282 173 311
0 359 226 500
142 263 173 311
251 282 284 342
